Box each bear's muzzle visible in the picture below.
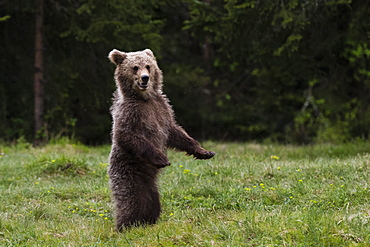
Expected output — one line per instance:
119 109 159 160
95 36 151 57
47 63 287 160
138 75 149 90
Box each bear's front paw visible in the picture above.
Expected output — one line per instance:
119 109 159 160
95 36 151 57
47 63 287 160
155 162 171 169
193 150 216 160
152 154 171 168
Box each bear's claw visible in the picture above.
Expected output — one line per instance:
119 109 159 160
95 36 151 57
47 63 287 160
156 162 171 168
151 152 171 168
194 151 216 160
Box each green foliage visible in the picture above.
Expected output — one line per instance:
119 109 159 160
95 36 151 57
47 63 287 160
1 142 370 245
182 0 370 142
38 157 89 176
1 0 370 143
0 15 11 21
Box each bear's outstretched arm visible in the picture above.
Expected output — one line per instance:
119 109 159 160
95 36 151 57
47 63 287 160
167 125 215 160
119 134 171 168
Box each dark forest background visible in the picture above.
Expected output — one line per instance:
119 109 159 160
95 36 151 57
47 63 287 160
1 0 370 145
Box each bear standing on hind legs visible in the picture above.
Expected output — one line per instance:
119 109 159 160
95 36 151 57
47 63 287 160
108 48 215 231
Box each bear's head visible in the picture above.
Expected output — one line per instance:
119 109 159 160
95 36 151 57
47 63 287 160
108 49 163 100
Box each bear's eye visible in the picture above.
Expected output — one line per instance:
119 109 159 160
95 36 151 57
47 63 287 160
146 65 150 70
133 66 139 72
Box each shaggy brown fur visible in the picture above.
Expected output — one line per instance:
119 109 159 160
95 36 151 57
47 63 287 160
108 49 215 231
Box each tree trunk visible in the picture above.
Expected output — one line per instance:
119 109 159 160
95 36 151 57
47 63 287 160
202 0 212 63
33 0 44 146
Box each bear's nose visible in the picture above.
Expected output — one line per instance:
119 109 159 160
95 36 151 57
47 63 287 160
141 75 149 85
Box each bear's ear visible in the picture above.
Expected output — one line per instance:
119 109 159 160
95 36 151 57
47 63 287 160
143 49 154 58
108 49 127 65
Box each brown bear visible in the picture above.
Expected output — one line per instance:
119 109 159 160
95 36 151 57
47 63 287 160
108 48 215 231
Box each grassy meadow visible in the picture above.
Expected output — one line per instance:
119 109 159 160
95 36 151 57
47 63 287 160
0 140 370 246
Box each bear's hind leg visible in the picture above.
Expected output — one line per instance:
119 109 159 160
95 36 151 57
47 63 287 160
113 194 137 231
113 185 161 231
144 186 161 225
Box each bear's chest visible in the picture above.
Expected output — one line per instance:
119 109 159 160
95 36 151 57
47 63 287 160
141 108 168 134
136 100 171 146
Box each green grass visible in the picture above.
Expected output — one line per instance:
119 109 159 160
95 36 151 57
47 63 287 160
1 140 370 246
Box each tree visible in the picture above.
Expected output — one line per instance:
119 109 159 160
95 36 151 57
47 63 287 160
33 0 44 146
183 0 370 143
1 0 370 144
